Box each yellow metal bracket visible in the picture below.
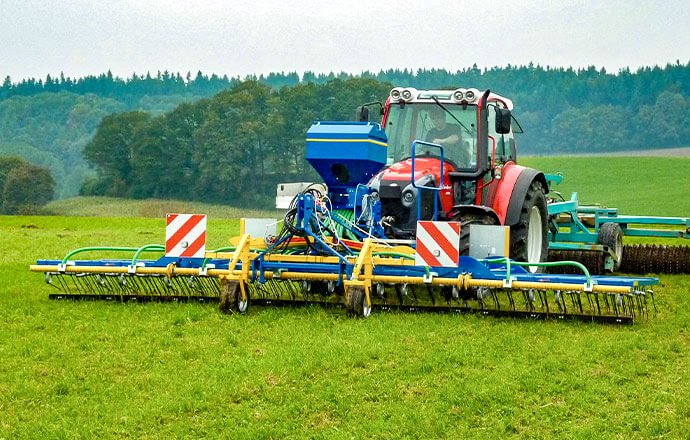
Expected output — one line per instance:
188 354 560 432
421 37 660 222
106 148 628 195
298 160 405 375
345 238 374 307
225 233 252 302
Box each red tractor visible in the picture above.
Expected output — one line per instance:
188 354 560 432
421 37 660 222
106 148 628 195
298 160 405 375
361 87 549 269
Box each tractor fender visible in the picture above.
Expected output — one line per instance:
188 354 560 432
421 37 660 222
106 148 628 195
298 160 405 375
503 167 549 226
447 204 500 224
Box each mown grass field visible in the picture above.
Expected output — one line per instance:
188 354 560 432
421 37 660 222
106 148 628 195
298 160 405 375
2 156 690 439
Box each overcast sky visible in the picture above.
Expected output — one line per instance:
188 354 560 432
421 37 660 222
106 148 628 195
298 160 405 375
1 0 688 81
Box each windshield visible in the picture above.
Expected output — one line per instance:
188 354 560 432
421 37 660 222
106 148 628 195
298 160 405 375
384 103 478 169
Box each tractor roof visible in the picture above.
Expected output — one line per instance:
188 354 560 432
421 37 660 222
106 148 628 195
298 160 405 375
389 87 513 110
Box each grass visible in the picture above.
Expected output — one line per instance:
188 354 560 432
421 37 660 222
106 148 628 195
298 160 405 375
2 156 690 438
48 157 690 219
47 196 279 220
520 156 690 217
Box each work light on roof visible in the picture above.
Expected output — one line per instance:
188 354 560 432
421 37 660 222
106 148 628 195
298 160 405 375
390 88 402 101
452 89 464 102
465 88 480 103
401 89 413 100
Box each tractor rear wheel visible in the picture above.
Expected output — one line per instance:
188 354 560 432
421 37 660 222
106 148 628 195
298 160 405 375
510 181 548 273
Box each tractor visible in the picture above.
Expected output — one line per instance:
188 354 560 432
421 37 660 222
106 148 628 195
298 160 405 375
359 87 548 271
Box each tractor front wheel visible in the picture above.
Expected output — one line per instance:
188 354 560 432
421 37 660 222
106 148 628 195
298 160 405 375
510 181 549 273
448 212 500 256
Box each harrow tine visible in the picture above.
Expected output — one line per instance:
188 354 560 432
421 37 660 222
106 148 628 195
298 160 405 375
585 291 594 311
394 284 405 306
593 292 601 315
506 289 516 311
74 274 91 294
491 289 500 310
146 275 163 295
540 290 549 313
281 279 298 300
73 274 89 294
57 274 74 295
200 276 219 296
264 280 281 299
521 289 530 310
636 292 645 316
410 285 419 303
553 290 561 313
611 293 620 317
426 285 435 306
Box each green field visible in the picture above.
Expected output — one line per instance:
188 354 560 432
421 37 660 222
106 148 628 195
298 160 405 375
2 156 690 439
46 196 280 220
520 156 690 217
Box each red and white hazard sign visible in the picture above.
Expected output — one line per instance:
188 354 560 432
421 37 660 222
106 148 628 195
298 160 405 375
415 221 461 267
165 214 207 258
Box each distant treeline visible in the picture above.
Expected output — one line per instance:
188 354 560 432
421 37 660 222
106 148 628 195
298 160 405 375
1 62 688 202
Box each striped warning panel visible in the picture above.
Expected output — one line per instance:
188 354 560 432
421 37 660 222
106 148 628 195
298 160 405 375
165 214 207 258
415 221 461 267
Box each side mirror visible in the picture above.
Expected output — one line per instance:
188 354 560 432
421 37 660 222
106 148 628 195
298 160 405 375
355 106 369 122
495 108 512 134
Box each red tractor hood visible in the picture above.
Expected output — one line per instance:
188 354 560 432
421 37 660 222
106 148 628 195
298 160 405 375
375 158 455 214
379 158 455 182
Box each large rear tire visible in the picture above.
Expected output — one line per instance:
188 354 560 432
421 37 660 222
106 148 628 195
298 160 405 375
510 181 549 273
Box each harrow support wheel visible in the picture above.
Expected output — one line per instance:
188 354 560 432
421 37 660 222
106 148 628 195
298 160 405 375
599 223 623 271
345 286 371 318
219 279 249 314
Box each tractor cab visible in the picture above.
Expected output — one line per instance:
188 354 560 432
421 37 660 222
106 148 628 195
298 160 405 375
382 87 517 175
365 87 519 238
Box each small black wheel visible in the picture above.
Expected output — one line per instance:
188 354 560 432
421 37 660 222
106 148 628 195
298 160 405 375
219 280 249 314
510 181 549 273
219 279 237 314
345 286 371 318
599 223 623 271
236 286 249 314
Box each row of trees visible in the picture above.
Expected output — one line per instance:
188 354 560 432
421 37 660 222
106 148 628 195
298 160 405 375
2 62 688 200
3 62 688 108
0 157 55 214
82 79 391 206
82 75 689 208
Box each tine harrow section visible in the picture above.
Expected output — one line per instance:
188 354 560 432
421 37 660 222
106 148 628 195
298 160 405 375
31 236 658 324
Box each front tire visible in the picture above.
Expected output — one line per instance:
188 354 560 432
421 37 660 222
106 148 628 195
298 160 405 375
510 181 548 273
